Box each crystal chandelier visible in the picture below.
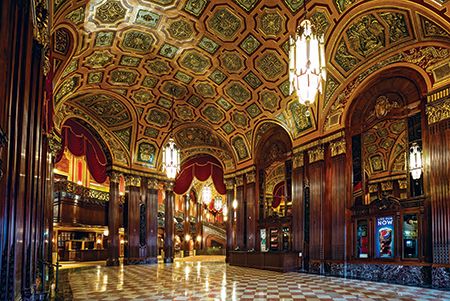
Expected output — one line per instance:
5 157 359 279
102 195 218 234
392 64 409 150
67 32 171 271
202 185 212 206
289 19 326 111
409 143 422 180
162 137 180 180
214 196 223 211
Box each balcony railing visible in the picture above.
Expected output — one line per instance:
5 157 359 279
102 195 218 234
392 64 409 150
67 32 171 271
54 180 110 203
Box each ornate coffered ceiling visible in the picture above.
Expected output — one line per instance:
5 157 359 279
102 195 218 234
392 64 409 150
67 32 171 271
51 0 450 174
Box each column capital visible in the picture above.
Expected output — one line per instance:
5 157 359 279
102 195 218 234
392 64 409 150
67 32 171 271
308 145 324 163
47 131 62 159
125 175 141 187
225 178 234 191
246 171 256 184
165 181 175 191
148 178 159 190
235 175 244 186
293 152 304 169
330 138 346 157
109 171 122 183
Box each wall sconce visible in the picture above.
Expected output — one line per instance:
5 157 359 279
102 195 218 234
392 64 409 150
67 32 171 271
202 185 212 205
409 142 422 180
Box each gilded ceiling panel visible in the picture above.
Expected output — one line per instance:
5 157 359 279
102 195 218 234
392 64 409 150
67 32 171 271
51 0 450 170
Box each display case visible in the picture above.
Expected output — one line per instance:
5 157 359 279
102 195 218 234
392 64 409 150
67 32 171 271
269 228 279 251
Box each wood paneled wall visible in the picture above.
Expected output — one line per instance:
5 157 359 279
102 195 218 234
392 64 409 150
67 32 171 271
0 0 52 299
308 160 325 262
428 118 450 264
246 181 256 250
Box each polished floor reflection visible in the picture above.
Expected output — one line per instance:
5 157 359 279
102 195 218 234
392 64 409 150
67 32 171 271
63 257 450 301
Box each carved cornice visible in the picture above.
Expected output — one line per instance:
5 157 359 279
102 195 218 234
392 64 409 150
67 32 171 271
125 175 141 187
292 152 304 169
235 175 244 187
246 171 256 183
308 146 325 163
224 166 255 180
381 181 393 191
330 138 346 157
148 178 159 190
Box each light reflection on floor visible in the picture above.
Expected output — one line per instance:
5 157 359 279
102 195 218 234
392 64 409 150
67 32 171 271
65 257 450 301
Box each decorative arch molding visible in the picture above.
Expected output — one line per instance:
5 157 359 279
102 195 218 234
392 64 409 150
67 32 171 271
321 43 448 133
56 118 112 183
56 103 131 167
51 22 79 83
173 123 237 172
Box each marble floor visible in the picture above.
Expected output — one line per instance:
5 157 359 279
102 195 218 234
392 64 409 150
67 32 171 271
60 257 450 301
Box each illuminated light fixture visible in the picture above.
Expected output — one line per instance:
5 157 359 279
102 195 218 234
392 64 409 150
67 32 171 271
289 17 326 115
409 142 422 180
103 228 109 237
222 205 228 216
214 196 223 211
196 235 201 242
202 185 212 206
185 234 191 241
232 199 238 210
162 137 180 180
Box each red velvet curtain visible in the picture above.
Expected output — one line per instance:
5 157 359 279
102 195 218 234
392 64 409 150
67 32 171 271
56 119 108 183
174 155 226 195
272 182 285 208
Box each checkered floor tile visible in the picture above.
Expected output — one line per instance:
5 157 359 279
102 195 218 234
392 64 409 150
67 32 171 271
61 259 450 301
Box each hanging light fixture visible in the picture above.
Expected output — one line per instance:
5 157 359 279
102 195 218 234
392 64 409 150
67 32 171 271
409 142 422 180
289 7 326 114
162 88 180 180
162 137 180 180
214 196 223 211
202 185 212 206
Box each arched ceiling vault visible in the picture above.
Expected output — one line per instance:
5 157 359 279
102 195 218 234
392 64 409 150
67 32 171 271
50 0 450 173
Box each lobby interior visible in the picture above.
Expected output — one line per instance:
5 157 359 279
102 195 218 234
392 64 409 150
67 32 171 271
1 0 450 300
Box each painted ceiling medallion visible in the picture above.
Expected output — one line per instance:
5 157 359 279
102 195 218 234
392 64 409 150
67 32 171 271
258 8 285 39
145 108 170 127
85 50 113 69
255 50 286 81
75 94 131 127
121 30 154 53
109 69 139 86
95 0 127 24
207 8 242 41
234 0 260 12
225 82 251 104
167 18 195 41
202 105 225 124
179 49 211 74
146 58 172 75
184 0 208 17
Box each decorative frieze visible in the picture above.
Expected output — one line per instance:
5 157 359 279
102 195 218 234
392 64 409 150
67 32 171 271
48 131 62 158
308 146 325 163
398 179 408 190
330 138 346 157
427 86 450 125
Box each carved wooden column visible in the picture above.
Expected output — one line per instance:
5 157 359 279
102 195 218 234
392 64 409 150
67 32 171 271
235 175 245 249
426 86 450 288
225 179 234 262
146 178 159 263
196 197 203 251
183 194 190 256
124 175 141 264
307 145 325 274
328 139 347 262
164 181 175 263
246 171 256 250
292 152 305 252
107 172 121 266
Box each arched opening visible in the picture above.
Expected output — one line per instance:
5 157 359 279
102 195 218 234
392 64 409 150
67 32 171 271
347 67 429 261
254 123 293 252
